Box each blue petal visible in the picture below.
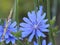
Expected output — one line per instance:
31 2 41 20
48 42 52 45
20 27 32 31
37 13 42 23
42 19 48 23
23 17 32 25
41 33 46 37
6 39 10 44
10 21 17 28
44 24 50 28
0 38 3 42
22 30 32 38
11 38 15 44
39 6 43 10
0 26 3 31
36 30 41 37
5 34 9 38
40 29 49 32
37 6 43 23
34 41 38 45
9 27 17 32
28 11 36 23
36 35 38 39
20 23 31 28
0 32 3 37
28 30 35 42
42 13 46 19
37 30 46 37
9 34 13 37
37 13 46 24
40 24 49 29
42 40 46 45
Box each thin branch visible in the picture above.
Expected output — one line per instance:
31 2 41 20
2 8 13 40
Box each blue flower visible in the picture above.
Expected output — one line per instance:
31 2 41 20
33 40 52 45
20 6 49 42
0 21 17 44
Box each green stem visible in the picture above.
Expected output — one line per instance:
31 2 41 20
34 0 38 12
47 0 50 22
52 0 57 17
50 27 56 45
38 37 42 45
47 0 55 45
13 0 18 21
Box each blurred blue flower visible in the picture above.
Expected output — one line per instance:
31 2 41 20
42 40 52 45
34 41 38 45
0 21 17 44
20 6 49 42
33 40 52 45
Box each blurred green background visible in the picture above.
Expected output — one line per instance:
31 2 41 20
0 0 47 22
0 0 60 45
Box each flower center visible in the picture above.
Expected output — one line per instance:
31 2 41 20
34 24 38 29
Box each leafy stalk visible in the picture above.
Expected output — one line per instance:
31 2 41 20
47 0 55 45
13 0 19 22
47 0 50 21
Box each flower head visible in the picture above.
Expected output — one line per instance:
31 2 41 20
20 6 49 42
0 21 17 44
